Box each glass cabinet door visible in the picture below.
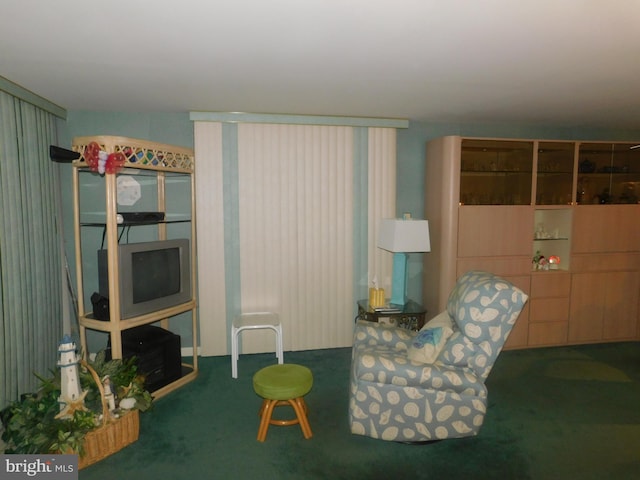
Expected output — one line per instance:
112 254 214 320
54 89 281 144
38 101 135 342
577 143 640 204
536 142 575 205
460 139 533 205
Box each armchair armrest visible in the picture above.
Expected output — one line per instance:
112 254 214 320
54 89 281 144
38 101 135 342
402 360 485 396
353 320 416 352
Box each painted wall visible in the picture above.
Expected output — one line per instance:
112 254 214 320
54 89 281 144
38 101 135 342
59 111 640 340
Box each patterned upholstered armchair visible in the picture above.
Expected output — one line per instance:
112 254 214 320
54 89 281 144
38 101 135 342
349 271 528 442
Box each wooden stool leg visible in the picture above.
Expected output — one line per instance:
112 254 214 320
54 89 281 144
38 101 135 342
257 399 277 442
289 397 313 439
268 401 300 427
258 398 269 418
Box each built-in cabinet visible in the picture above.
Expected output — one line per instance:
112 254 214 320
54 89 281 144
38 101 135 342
424 135 640 349
528 272 571 346
71 136 198 397
570 205 640 343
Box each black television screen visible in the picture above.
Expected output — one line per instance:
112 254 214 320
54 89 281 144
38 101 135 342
98 239 191 319
131 247 181 303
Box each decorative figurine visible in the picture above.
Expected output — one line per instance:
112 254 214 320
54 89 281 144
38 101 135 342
102 375 117 412
532 250 549 270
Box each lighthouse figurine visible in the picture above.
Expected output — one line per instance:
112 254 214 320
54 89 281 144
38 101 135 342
56 335 88 419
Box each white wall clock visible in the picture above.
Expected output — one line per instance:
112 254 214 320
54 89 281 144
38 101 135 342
117 175 141 206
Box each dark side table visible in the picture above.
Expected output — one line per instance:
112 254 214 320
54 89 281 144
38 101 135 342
355 299 427 331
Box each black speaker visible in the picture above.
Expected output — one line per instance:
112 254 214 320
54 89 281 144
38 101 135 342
49 145 81 163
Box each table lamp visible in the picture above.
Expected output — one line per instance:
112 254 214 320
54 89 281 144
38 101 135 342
377 218 431 306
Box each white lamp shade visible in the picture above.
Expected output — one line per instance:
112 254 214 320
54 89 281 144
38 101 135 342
377 219 431 253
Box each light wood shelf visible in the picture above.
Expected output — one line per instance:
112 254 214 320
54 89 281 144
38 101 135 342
72 136 197 398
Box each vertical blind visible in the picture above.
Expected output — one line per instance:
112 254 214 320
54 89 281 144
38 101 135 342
237 124 355 352
0 91 62 406
193 120 396 356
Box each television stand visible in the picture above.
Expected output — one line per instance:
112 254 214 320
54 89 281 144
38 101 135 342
72 135 198 399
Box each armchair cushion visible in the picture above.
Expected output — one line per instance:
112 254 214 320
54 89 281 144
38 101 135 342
352 322 486 396
407 311 454 364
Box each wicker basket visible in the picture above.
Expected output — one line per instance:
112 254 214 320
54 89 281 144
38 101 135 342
77 360 140 470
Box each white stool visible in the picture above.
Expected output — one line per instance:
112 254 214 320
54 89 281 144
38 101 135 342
231 312 283 378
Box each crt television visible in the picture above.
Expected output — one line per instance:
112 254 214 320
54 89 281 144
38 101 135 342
98 238 191 319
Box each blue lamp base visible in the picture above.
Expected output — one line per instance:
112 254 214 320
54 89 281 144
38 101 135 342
389 252 408 306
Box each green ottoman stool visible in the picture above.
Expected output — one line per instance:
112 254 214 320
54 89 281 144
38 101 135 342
252 364 313 442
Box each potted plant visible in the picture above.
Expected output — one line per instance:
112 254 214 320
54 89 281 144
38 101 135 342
1 347 152 464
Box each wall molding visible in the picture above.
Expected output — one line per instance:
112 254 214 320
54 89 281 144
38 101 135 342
0 76 67 119
190 111 408 129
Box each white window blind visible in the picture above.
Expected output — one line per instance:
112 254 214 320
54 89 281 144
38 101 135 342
194 120 396 356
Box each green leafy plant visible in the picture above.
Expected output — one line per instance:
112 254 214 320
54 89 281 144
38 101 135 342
1 350 152 455
82 350 153 414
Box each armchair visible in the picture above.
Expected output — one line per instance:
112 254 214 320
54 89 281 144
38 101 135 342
349 271 528 442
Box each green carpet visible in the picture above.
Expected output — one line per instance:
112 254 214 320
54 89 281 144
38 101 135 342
79 342 640 480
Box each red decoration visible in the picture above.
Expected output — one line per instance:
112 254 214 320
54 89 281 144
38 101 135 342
83 142 125 175
105 152 126 174
84 141 101 171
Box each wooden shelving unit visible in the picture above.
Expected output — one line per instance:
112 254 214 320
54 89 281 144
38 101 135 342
71 136 197 398
424 135 640 350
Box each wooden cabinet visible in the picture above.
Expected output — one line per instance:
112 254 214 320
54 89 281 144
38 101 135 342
528 272 570 346
459 139 533 205
424 135 640 350
71 136 198 398
577 143 640 205
535 142 575 205
502 275 531 349
569 271 639 342
570 206 640 343
572 205 640 253
457 206 533 258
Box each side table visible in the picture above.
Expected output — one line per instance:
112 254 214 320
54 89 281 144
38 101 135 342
355 299 427 331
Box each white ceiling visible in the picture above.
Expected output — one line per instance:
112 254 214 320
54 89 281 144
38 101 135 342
2 0 640 129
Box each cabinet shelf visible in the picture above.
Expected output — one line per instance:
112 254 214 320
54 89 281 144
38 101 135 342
80 219 191 227
578 171 640 177
81 300 196 331
461 170 532 174
531 269 570 274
